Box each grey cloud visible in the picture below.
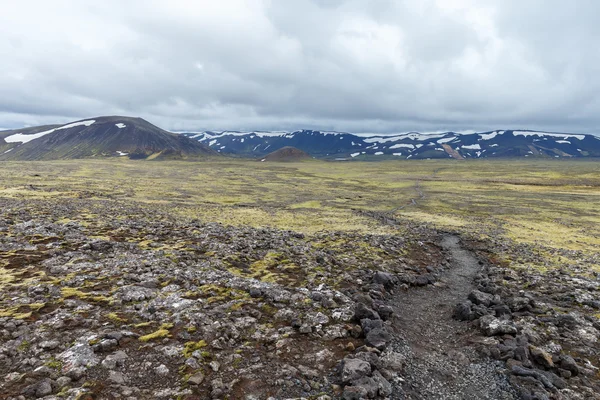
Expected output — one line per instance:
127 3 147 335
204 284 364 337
1 0 599 134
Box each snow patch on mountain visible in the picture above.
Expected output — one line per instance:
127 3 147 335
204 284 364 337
4 120 96 144
389 143 415 149
479 131 503 140
437 137 457 144
512 131 585 140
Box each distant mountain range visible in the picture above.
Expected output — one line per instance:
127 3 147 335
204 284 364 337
0 116 214 160
1 116 599 161
183 129 600 159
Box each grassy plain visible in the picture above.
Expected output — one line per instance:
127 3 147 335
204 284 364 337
1 158 599 271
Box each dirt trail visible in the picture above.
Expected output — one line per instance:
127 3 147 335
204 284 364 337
389 235 516 399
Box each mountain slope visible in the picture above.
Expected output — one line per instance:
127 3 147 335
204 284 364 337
183 129 600 159
0 116 215 161
261 146 312 162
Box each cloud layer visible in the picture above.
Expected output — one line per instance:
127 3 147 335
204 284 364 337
2 0 599 133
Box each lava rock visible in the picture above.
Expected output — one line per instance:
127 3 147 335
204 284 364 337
341 358 371 383
559 355 579 376
453 301 473 321
365 328 391 351
360 318 383 335
529 346 554 368
354 303 380 321
479 315 517 336
372 271 398 290
468 290 494 307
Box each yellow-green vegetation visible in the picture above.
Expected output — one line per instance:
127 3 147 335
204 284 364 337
0 302 46 319
106 312 127 323
44 357 63 370
227 251 301 284
139 323 174 342
182 340 207 358
199 284 249 304
0 158 598 274
134 322 154 328
61 287 111 303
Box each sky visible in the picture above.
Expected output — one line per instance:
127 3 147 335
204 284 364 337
1 0 600 134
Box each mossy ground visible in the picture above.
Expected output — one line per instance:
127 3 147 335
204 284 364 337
0 158 598 275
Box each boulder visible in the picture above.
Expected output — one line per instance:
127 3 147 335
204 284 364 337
354 303 380 321
341 358 371 383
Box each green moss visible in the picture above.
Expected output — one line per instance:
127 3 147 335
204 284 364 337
106 312 127 323
17 340 30 351
61 287 111 303
45 357 63 370
182 340 207 358
139 323 173 342
134 322 153 328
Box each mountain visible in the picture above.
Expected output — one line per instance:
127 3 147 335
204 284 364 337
183 129 600 159
0 116 215 161
261 146 312 162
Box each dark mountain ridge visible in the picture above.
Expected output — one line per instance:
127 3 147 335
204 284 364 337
2 116 599 161
183 129 600 159
0 116 215 161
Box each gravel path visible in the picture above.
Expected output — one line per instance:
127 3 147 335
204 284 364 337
389 235 517 399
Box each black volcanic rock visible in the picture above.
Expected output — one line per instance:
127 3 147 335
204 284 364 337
0 116 216 161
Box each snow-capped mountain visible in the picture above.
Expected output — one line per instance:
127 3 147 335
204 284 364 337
182 129 600 159
0 116 215 160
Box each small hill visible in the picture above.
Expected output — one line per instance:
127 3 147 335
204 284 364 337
261 146 312 162
0 116 216 161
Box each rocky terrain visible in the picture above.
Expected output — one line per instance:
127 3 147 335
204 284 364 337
1 193 598 400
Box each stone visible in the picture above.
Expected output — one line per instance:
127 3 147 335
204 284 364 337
360 318 383 335
468 290 494 307
354 303 380 321
109 371 126 384
209 361 220 372
351 376 378 398
529 346 554 368
353 351 381 371
493 304 512 317
56 376 72 388
372 370 392 396
342 385 368 400
511 366 554 389
39 340 60 350
93 338 119 353
102 350 128 369
365 328 391 351
36 379 53 397
479 315 517 336
155 364 169 376
185 357 200 370
341 358 371 383
188 372 205 385
453 302 473 321
372 271 398 289
508 297 532 312
58 343 99 373
377 305 394 320
559 355 579 376
414 274 432 286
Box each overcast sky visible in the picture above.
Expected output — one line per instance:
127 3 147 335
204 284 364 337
2 0 600 134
